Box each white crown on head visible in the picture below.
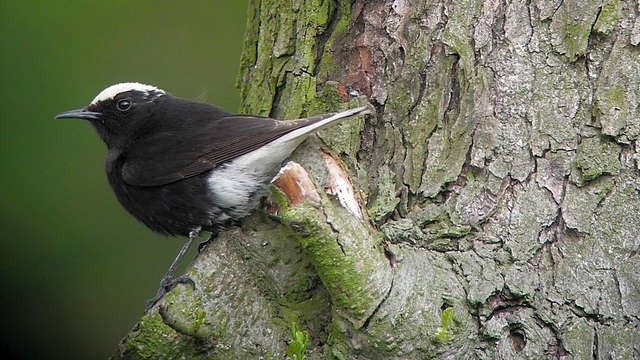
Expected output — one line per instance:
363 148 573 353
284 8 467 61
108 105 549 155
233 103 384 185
91 82 165 105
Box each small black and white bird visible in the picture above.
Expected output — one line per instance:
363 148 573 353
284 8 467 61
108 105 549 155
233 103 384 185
56 82 368 309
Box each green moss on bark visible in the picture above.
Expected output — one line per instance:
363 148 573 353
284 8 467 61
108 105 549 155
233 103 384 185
574 136 621 182
594 0 621 34
282 202 378 324
550 0 602 61
114 311 211 360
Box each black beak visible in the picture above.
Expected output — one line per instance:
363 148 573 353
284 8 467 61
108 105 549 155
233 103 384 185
55 108 102 120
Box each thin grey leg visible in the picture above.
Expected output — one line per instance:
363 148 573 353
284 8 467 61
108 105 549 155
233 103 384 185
144 227 200 311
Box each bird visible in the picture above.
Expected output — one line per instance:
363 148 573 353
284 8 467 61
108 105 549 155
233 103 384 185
56 82 369 310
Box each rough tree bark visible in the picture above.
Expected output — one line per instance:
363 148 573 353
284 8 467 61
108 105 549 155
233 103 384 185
114 1 640 359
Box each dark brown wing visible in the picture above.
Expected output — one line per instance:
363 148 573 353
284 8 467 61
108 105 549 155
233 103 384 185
121 115 321 187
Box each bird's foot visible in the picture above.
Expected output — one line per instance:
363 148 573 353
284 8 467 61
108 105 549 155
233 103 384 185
144 275 196 312
197 228 220 253
197 240 210 253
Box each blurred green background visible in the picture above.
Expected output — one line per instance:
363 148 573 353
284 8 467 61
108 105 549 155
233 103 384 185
0 1 248 358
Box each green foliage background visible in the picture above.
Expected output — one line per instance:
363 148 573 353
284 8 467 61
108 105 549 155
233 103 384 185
0 1 247 358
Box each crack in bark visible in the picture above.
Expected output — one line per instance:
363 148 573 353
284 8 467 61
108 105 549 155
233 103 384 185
321 204 347 256
313 2 340 76
537 204 562 246
550 0 565 19
530 311 570 358
485 288 532 322
446 56 462 120
592 326 599 360
565 299 613 325
358 101 387 211
610 268 624 317
408 69 428 114
445 248 490 312
361 276 394 330
584 4 604 88
524 0 534 49
592 176 616 211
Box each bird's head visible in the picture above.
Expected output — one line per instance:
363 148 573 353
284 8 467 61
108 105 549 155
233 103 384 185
56 82 166 147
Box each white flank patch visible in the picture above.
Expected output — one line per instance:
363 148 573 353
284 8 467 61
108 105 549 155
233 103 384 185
207 144 293 214
90 82 165 105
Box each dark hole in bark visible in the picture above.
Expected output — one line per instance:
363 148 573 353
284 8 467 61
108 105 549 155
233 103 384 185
383 246 397 267
510 328 526 352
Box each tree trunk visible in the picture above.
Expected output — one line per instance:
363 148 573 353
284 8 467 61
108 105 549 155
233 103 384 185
114 0 640 359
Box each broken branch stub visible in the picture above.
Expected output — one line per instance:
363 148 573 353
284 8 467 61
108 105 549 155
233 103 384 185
272 160 393 328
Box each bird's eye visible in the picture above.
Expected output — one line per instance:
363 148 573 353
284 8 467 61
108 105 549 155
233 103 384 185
116 98 132 112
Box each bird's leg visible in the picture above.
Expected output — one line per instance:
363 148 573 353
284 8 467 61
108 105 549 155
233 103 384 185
163 227 201 283
144 227 200 312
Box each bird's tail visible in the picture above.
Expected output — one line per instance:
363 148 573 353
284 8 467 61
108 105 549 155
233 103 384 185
273 106 370 145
